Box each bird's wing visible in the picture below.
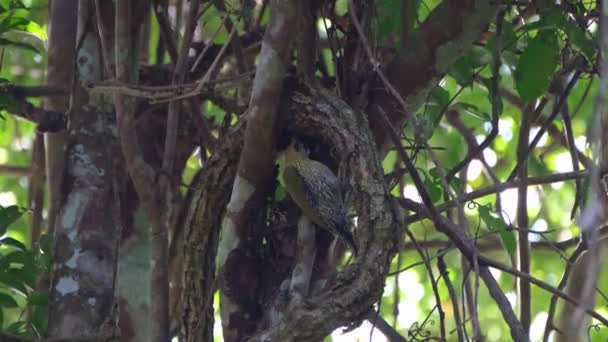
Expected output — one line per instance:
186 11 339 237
284 161 344 226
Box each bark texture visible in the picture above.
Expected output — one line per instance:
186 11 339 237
47 2 121 338
181 80 400 341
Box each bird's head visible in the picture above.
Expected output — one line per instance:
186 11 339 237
281 138 310 162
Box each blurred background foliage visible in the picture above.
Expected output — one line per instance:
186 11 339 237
0 0 605 341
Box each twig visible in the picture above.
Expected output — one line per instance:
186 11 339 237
153 0 179 63
190 9 232 72
446 9 506 181
560 93 583 220
403 227 446 340
28 133 45 249
478 254 608 326
0 164 30 175
94 0 113 77
214 0 248 75
517 103 532 334
403 170 589 224
542 244 586 342
507 71 581 181
155 26 238 104
364 310 407 342
376 106 527 340
438 255 465 342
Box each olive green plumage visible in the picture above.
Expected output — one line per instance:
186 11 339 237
281 140 358 255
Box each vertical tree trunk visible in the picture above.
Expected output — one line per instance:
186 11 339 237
47 2 122 338
45 0 76 237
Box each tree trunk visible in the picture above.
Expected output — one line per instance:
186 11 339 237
47 2 121 338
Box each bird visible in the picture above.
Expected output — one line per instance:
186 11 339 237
278 138 358 255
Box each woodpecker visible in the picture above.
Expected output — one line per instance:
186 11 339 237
279 139 358 255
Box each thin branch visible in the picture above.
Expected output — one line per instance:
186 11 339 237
376 107 527 340
446 9 505 181
438 255 465 342
403 227 446 340
542 244 586 342
403 170 589 225
114 1 169 341
478 254 608 326
364 310 407 342
561 101 582 219
517 103 532 334
0 164 30 175
28 133 45 249
153 0 178 63
507 71 581 181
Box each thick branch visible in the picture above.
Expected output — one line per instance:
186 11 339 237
218 1 298 341
367 1 499 151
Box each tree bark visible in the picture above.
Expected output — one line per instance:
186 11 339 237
47 2 121 338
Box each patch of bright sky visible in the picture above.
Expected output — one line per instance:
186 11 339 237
499 117 514 141
214 315 223 342
484 149 497 166
529 219 548 243
549 150 580 189
474 135 497 166
317 18 331 39
505 291 517 309
489 268 502 281
551 152 574 173
0 192 16 207
331 320 388 342
574 136 587 151
529 127 548 147
498 187 541 222
402 185 421 203
530 312 548 341
373 270 424 335
589 20 598 34
467 159 483 180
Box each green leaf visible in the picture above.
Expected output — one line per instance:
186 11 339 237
0 37 39 53
0 236 25 251
0 271 28 295
423 172 442 204
0 205 24 236
0 291 18 307
28 292 47 306
274 185 286 201
515 30 560 103
0 10 30 32
374 0 401 40
450 177 465 194
31 303 48 335
39 233 54 258
560 18 595 61
449 57 476 86
7 267 36 289
452 102 490 121
5 321 27 334
428 167 442 181
478 205 516 254
430 86 450 109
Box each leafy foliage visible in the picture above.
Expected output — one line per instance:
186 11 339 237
0 1 604 341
